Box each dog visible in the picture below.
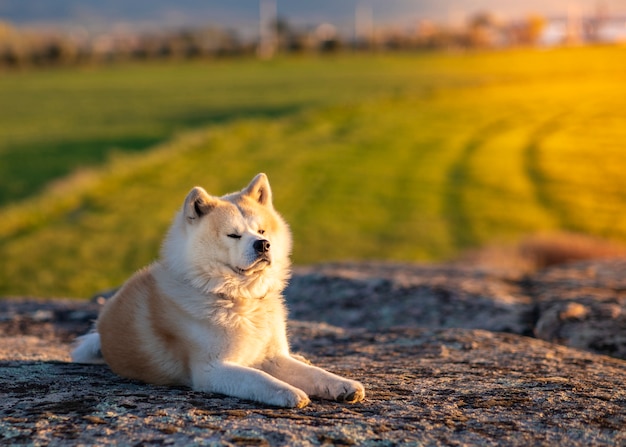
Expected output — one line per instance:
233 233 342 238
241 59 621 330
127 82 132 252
72 173 365 408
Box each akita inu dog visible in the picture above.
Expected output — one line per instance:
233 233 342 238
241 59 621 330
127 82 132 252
72 173 365 408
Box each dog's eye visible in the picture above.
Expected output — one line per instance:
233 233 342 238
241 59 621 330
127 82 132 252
227 234 242 239
258 229 265 235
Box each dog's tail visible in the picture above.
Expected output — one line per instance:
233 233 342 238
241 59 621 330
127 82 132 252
71 331 106 364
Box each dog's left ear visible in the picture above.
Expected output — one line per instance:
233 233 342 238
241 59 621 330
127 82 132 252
243 173 272 207
184 186 218 223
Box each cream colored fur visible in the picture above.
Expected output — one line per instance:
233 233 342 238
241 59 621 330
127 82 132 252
72 173 365 408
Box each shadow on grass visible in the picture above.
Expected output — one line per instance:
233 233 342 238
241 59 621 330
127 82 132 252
443 119 510 250
170 103 303 128
523 114 569 230
0 136 161 207
0 104 303 208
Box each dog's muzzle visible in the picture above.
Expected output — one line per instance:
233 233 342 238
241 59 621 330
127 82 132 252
232 239 271 275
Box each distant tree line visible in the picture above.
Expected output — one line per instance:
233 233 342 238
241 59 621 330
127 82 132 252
0 21 254 68
0 12 613 69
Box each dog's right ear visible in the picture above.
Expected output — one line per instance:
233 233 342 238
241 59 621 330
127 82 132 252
184 187 217 223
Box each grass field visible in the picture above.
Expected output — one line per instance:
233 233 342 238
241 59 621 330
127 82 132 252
1 47 626 298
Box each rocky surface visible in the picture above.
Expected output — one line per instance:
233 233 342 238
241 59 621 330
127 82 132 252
530 260 626 359
2 259 626 446
287 263 535 335
287 260 626 359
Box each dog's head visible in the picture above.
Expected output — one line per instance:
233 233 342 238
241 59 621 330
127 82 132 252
162 173 292 299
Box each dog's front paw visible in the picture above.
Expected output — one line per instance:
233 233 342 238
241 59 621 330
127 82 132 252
272 387 311 408
334 380 365 403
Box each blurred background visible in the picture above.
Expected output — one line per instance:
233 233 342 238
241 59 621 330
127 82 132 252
1 0 626 298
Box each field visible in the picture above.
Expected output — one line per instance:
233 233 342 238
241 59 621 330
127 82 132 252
1 47 626 298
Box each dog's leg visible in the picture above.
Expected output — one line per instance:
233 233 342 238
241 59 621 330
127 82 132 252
261 355 365 403
71 332 106 364
191 361 310 408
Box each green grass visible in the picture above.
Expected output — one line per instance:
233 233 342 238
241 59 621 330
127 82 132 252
0 56 450 205
1 47 626 297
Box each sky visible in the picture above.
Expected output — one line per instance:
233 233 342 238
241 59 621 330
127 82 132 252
1 0 625 35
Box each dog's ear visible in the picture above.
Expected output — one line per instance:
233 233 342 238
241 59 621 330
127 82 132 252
184 187 217 223
243 173 272 207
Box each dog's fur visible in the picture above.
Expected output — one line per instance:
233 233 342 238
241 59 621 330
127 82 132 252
72 173 365 408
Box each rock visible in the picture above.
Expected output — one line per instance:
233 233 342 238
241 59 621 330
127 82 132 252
288 260 626 360
0 297 100 343
2 322 626 446
530 259 626 359
2 260 626 445
287 263 534 335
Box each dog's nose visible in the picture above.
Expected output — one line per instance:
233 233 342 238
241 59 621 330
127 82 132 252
253 239 271 254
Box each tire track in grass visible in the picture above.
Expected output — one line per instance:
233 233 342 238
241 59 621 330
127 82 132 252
443 119 511 251
523 113 570 231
